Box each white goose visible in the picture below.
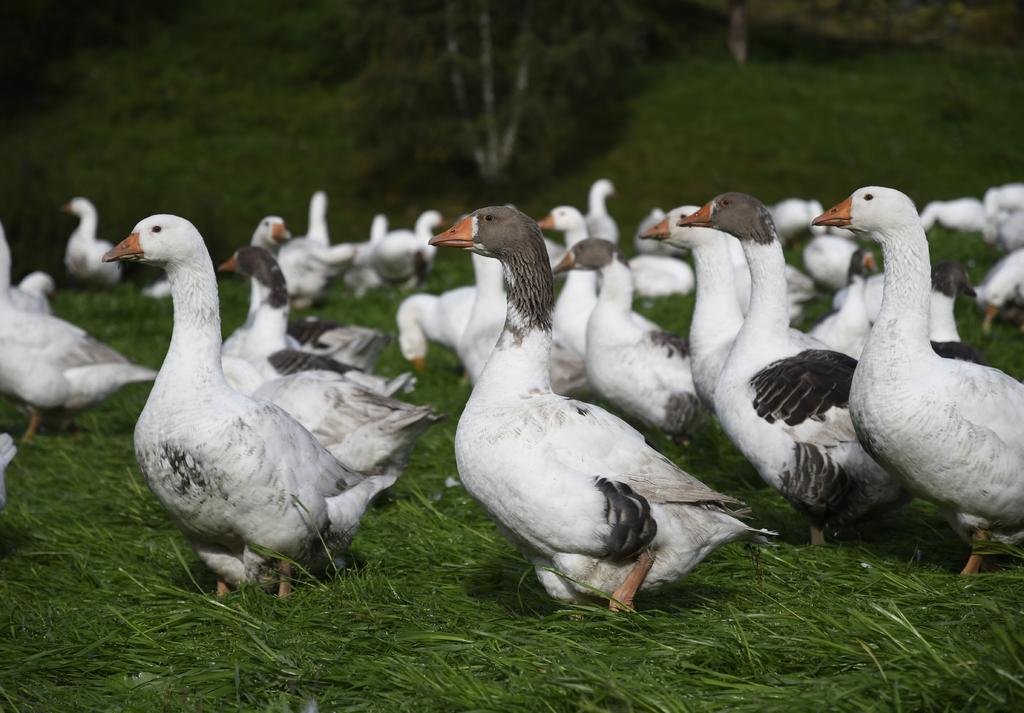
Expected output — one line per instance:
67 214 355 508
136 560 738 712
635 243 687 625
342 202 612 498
0 433 15 512
585 178 619 244
920 198 986 234
771 198 826 242
430 206 769 609
371 210 442 289
640 207 822 413
814 187 1024 572
219 247 409 396
680 193 907 545
802 233 860 291
458 253 506 382
396 286 474 371
1 219 53 314
976 248 1024 333
929 261 987 365
62 197 121 286
0 225 155 440
554 238 703 445
808 249 876 358
343 214 387 296
102 214 398 595
272 193 355 308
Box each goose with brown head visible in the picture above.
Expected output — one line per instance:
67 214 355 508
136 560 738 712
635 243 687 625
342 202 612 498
432 207 766 611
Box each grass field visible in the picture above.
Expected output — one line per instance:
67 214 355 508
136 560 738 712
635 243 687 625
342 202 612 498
3 4 1024 711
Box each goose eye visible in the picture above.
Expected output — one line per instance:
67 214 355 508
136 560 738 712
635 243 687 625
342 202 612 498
865 194 874 201
485 214 493 222
720 199 730 207
152 226 162 233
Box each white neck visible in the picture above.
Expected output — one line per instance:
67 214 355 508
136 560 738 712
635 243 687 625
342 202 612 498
594 260 633 318
588 187 609 217
690 236 745 349
868 223 934 356
563 223 589 248
248 298 290 357
307 198 328 246
71 209 98 244
473 253 505 300
733 239 791 351
159 253 231 393
929 291 960 342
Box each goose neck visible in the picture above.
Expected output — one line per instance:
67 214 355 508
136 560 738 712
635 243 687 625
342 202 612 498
871 224 933 351
161 254 229 389
72 210 98 243
928 291 960 342
735 239 790 344
564 225 589 249
595 260 633 315
690 237 745 341
588 187 608 217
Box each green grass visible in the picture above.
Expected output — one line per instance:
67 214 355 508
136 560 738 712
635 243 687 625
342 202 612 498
2 4 1024 710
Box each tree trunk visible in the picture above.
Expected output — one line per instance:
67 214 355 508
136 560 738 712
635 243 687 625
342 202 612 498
727 0 748 65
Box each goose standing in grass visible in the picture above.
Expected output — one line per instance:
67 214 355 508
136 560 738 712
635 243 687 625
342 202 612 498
803 233 860 291
103 215 398 595
585 178 619 244
929 261 988 365
371 210 442 289
430 206 770 609
0 433 15 512
814 187 1024 572
62 197 121 286
680 193 907 545
976 248 1024 333
808 249 876 358
219 247 409 396
554 238 703 445
1 219 53 314
771 198 827 242
920 198 986 234
458 253 506 382
396 286 475 371
0 222 155 440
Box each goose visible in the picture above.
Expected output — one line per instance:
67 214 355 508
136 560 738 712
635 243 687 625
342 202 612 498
102 214 398 595
219 247 409 396
0 225 155 440
919 198 986 234
680 193 907 545
0 433 14 512
343 215 387 296
62 197 121 286
640 207 823 413
929 261 988 365
814 187 1024 572
771 198 827 242
808 249 876 358
727 234 817 323
802 233 860 291
554 238 703 445
1 219 53 314
539 206 597 394
429 206 770 609
396 287 475 371
634 208 685 258
371 210 442 289
458 253 506 382
268 198 355 308
585 178 619 244
976 248 1024 333
628 254 695 299
983 183 1024 244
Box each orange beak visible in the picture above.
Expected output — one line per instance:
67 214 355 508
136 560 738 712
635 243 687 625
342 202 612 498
536 214 555 231
863 252 877 272
271 222 290 243
429 216 475 248
982 303 999 333
677 201 713 228
552 251 577 275
640 217 671 240
60 202 72 213
218 254 238 273
813 196 853 228
411 356 426 372
103 233 144 262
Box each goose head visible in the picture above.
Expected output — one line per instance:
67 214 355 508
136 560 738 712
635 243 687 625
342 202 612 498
414 210 444 238
218 246 289 308
430 206 540 258
19 271 56 297
931 260 975 299
552 237 623 275
678 192 778 245
103 215 203 267
813 187 919 237
250 216 291 249
642 205 719 250
536 206 587 234
61 196 96 218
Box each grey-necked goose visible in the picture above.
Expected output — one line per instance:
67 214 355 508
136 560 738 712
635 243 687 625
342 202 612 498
814 187 1024 573
429 206 770 610
680 193 908 545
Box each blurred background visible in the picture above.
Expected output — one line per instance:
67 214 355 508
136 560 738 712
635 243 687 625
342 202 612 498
1 0 1022 278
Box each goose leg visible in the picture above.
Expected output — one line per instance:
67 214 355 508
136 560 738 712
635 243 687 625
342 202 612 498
609 550 655 612
810 526 826 546
216 580 232 597
23 411 42 443
960 530 990 576
277 561 293 598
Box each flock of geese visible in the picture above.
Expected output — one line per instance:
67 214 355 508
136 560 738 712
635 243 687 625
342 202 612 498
1 179 1023 609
